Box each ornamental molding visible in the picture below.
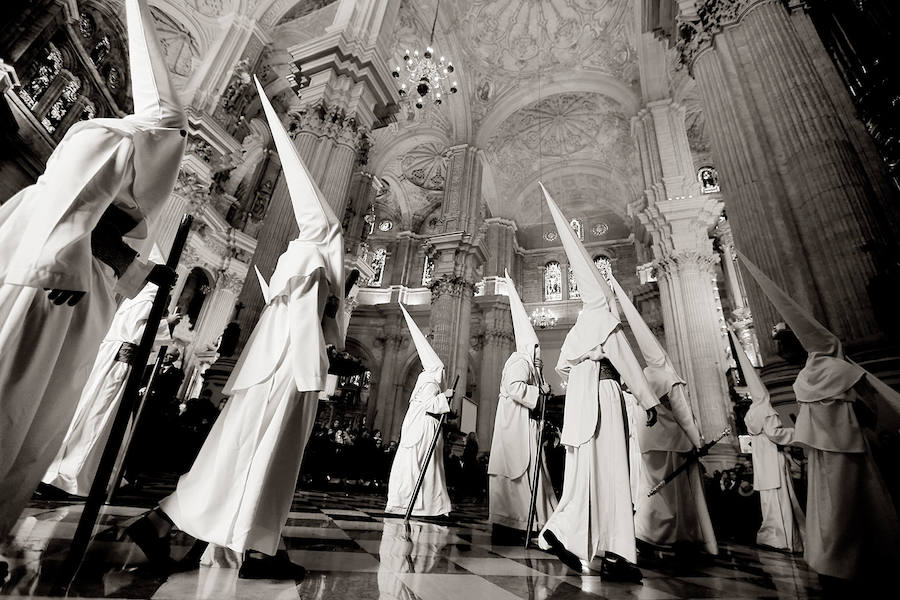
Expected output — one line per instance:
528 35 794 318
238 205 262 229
675 0 773 72
428 275 476 300
287 100 370 151
655 251 720 275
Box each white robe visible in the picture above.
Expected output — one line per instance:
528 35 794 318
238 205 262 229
634 402 718 554
160 270 329 556
385 378 451 517
0 127 157 537
488 353 557 530
745 407 804 552
538 329 659 565
796 387 900 581
41 281 168 496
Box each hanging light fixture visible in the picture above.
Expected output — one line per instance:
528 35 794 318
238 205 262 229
530 306 558 329
392 0 457 109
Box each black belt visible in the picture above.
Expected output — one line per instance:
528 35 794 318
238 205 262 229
598 359 620 383
115 342 138 364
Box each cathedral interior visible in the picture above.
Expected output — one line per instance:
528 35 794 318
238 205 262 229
1 0 899 598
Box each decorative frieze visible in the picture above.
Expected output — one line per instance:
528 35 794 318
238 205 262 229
428 275 476 300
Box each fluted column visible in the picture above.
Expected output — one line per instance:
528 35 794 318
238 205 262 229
477 304 515 450
657 253 734 454
678 0 900 363
631 96 735 458
428 275 476 411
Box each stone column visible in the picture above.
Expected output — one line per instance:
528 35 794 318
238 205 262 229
676 0 900 365
425 145 486 411
631 97 735 460
372 313 406 440
476 303 514 450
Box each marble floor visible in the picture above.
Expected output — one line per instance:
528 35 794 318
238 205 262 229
1 489 823 599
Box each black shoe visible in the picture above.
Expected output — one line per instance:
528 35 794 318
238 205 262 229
600 557 643 583
541 530 583 573
125 515 172 570
170 540 209 573
238 550 306 581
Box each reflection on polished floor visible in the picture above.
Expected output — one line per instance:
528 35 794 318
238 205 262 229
1 490 823 599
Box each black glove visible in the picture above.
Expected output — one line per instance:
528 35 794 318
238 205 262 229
45 288 86 306
646 406 658 427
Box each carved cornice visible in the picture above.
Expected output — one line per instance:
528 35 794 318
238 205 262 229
482 328 515 345
655 251 720 276
428 275 476 301
675 0 774 72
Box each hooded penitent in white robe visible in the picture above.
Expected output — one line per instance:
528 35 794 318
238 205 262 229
158 77 346 556
536 184 659 565
609 274 718 555
739 253 900 581
41 274 170 496
386 304 451 517
730 328 804 553
488 353 558 530
488 271 556 530
0 0 184 536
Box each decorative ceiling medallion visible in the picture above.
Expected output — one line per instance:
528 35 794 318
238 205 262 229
591 222 609 237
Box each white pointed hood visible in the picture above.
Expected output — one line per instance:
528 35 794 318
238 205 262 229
740 252 900 429
504 269 539 359
729 326 778 435
737 252 865 403
609 273 702 446
609 273 683 397
540 182 620 358
125 0 186 128
255 76 346 346
400 302 444 383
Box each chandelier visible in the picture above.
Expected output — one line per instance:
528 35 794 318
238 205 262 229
392 0 457 109
530 306 558 329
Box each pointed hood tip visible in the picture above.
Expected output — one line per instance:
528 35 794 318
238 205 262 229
504 270 539 358
540 183 617 315
399 303 444 374
736 251 841 356
126 0 185 127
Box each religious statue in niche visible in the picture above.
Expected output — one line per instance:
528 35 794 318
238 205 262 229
698 166 720 193
221 57 252 112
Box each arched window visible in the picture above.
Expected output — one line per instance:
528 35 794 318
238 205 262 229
40 76 81 134
18 46 63 109
567 265 580 299
570 218 584 241
369 248 387 287
594 255 612 282
544 261 562 301
422 255 434 286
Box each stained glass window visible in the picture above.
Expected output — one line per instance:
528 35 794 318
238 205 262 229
594 255 612 282
369 248 387 287
570 218 584 241
544 261 562 301
567 265 580 299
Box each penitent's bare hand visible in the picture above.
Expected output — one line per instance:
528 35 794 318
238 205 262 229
45 288 86 306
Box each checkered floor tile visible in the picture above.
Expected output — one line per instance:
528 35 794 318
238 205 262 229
1 487 823 599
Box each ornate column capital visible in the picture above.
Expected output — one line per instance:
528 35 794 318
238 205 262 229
676 0 774 72
428 275 476 301
656 251 720 277
287 101 371 153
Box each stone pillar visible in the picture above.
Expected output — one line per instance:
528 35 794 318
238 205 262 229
631 97 736 460
425 145 486 411
676 0 900 365
372 313 406 441
476 303 514 450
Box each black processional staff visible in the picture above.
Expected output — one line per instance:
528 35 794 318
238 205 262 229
55 214 193 593
404 372 460 522
647 427 732 497
524 344 551 548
